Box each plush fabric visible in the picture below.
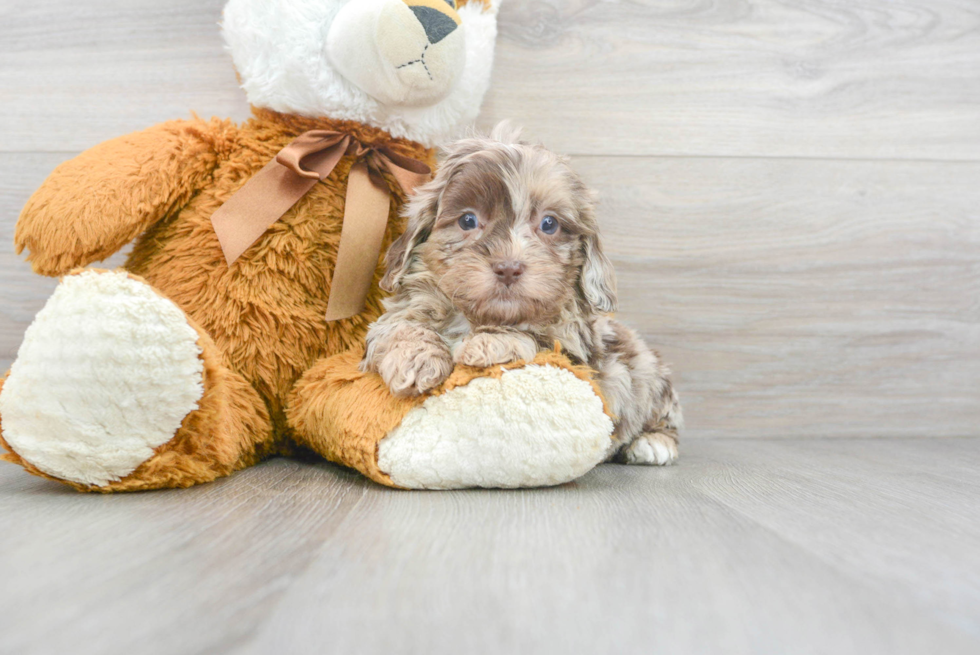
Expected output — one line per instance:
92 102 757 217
0 0 615 492
379 364 614 489
327 0 466 108
17 111 431 429
0 270 206 487
5 109 433 491
223 0 500 147
0 270 275 492
287 348 614 489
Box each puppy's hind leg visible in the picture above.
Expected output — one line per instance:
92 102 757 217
614 390 681 466
620 425 679 466
594 317 682 466
621 381 682 466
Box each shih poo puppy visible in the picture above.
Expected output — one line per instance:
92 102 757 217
361 125 681 465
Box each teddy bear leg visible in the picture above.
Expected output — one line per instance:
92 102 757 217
286 352 408 487
0 269 273 492
286 350 616 490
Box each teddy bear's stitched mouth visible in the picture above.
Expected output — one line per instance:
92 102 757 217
396 44 434 82
395 44 435 81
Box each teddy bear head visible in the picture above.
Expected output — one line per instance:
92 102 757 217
222 0 501 146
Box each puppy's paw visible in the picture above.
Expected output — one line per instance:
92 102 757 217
622 432 678 466
378 340 453 397
453 330 538 368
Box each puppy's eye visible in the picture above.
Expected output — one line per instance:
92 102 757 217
458 212 479 231
539 215 559 235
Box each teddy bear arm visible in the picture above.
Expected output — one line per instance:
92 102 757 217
14 118 235 276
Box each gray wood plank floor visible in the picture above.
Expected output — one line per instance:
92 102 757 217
1 438 977 655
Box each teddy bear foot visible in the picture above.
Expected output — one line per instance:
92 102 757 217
0 269 208 488
378 363 615 489
289 350 616 490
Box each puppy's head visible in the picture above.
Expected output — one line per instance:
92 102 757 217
382 124 617 326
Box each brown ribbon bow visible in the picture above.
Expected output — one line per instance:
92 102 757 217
210 130 431 321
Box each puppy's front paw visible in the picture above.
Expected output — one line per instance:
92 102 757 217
623 432 678 466
378 340 453 397
453 330 538 368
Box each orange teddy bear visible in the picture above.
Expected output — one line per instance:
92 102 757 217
0 0 615 492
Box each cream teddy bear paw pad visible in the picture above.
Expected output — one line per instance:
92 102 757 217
0 270 204 487
378 364 614 489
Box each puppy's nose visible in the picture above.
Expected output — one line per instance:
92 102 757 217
493 261 526 286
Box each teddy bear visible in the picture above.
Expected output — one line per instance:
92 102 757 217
0 0 615 491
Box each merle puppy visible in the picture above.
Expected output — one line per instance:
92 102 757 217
361 126 681 465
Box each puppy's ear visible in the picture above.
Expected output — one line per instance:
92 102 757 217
381 136 488 292
380 190 438 292
575 190 618 313
580 233 618 313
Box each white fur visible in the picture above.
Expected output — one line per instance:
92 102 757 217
378 364 614 489
222 0 500 147
327 0 465 107
0 271 205 487
623 433 678 466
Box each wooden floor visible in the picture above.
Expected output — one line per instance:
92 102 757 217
1 438 978 655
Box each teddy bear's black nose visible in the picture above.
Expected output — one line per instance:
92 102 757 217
410 5 458 44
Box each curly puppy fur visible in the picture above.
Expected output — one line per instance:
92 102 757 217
362 125 682 465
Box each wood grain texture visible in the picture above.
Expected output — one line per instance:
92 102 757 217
2 1 979 158
572 156 980 438
481 0 980 159
0 0 250 153
1 438 978 655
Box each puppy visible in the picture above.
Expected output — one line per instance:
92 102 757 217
361 126 681 465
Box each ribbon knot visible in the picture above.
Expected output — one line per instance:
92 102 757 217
210 130 431 321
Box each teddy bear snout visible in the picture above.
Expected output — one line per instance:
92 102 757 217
327 0 467 108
